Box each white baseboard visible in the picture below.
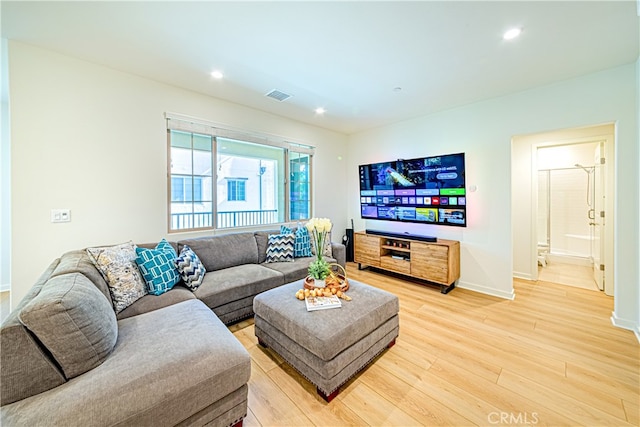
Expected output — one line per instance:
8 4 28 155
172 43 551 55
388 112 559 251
457 279 516 300
611 312 640 343
513 271 535 281
0 283 9 293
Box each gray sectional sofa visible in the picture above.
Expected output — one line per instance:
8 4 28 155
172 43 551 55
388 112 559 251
0 230 346 426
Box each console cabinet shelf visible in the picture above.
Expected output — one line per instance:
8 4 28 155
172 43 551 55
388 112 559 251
354 231 460 294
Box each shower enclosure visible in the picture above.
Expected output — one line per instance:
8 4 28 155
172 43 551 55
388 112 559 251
537 166 595 260
536 141 605 291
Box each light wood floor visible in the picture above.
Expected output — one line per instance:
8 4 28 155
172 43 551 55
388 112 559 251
538 261 600 291
229 263 639 427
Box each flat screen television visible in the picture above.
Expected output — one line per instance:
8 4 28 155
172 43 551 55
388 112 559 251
359 152 466 227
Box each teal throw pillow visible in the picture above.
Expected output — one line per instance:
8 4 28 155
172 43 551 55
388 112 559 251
280 225 293 234
280 225 312 258
135 239 180 296
175 245 206 290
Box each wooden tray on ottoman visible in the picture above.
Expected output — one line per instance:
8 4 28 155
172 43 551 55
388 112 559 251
253 279 399 402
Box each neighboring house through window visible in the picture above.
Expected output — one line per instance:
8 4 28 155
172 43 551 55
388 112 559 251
226 178 246 201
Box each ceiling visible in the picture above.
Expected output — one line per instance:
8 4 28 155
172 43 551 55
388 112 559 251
2 1 638 135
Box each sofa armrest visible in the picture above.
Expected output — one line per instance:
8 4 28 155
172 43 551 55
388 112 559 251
331 243 346 268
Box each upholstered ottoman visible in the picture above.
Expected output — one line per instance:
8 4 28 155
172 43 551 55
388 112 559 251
253 279 399 402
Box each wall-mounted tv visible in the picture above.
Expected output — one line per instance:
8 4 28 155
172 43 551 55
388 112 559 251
359 152 466 227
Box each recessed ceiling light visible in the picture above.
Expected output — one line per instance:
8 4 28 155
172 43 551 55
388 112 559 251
503 28 522 40
211 70 224 79
315 107 326 115
393 87 402 92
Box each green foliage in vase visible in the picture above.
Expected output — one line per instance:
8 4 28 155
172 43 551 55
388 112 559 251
308 257 331 280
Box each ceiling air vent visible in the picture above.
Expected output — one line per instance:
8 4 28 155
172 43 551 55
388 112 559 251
265 89 292 102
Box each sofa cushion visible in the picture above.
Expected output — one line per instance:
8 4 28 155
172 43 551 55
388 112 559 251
193 264 283 310
254 230 274 264
87 241 148 313
179 232 258 271
260 256 313 283
18 273 118 380
136 240 179 253
1 300 251 427
116 285 197 320
175 244 206 290
51 250 113 305
0 259 67 406
135 239 180 295
265 233 295 263
281 225 313 257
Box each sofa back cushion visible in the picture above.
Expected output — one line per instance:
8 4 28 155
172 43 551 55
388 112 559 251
179 232 259 271
19 272 118 380
254 230 278 264
51 249 113 306
137 241 179 253
0 260 67 405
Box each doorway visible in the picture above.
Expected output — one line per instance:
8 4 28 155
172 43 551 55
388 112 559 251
511 123 615 297
536 142 603 291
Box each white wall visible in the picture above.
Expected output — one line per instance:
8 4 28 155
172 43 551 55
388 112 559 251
348 64 639 332
637 55 640 339
348 102 516 300
1 38 10 294
8 42 348 309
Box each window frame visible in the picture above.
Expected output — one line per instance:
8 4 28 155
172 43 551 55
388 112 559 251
288 150 312 221
166 114 314 233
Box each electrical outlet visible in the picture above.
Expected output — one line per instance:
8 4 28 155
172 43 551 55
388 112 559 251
51 209 71 223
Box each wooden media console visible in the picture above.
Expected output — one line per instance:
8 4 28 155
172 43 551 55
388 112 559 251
354 231 460 294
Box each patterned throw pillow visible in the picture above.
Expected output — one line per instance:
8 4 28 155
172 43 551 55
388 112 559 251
86 241 148 314
135 239 180 296
265 233 295 263
175 245 206 290
280 225 312 258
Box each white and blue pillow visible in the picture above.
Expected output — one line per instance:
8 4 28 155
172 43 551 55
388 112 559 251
135 239 180 296
266 233 295 263
280 225 312 258
175 245 206 290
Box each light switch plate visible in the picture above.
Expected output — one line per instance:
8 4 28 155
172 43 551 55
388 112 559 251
51 209 71 223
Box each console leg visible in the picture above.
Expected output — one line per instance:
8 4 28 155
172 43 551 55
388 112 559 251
440 283 456 294
318 387 339 403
